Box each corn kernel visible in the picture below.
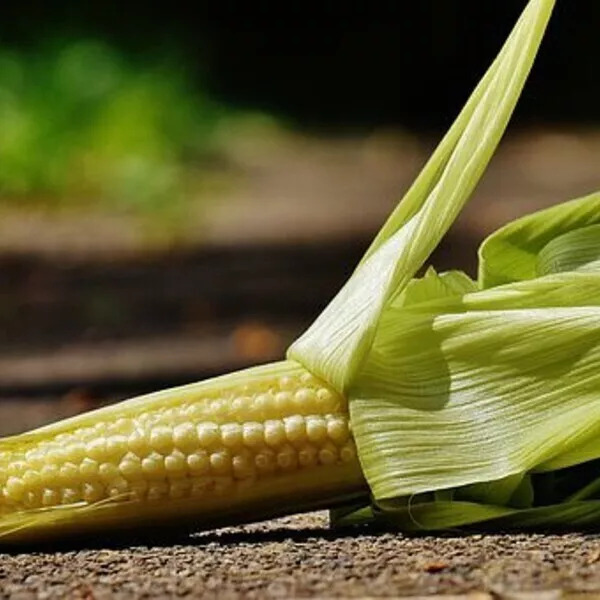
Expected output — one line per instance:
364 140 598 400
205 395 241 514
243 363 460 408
264 420 286 447
40 464 60 485
65 442 86 463
141 453 166 479
165 450 187 475
22 470 41 487
284 415 307 444
4 477 25 502
45 448 67 465
255 448 276 474
294 388 316 412
210 450 232 474
274 392 293 414
231 397 250 420
79 458 99 478
197 423 219 447
107 476 129 498
99 463 120 483
24 450 44 470
187 451 210 475
173 423 198 452
306 416 327 443
86 439 107 461
185 403 206 422
232 449 255 479
317 388 337 411
210 399 228 420
59 462 79 485
119 454 143 480
23 490 41 509
111 418 132 435
129 480 148 502
149 426 172 454
106 435 128 460
220 423 243 448
327 416 350 445
340 442 356 463
83 481 105 503
300 372 317 385
252 393 272 418
42 488 60 507
276 444 298 471
61 487 81 504
127 429 149 456
242 422 264 447
278 375 295 391
318 442 338 466
298 445 318 467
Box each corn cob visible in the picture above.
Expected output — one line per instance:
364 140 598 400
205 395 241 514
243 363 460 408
0 361 366 543
0 0 565 543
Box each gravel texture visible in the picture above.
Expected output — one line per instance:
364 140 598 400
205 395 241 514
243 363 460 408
1 513 600 599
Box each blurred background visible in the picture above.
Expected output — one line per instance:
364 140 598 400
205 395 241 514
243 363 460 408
0 1 598 434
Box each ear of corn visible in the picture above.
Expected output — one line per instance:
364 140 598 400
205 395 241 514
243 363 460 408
5 0 598 542
0 361 366 543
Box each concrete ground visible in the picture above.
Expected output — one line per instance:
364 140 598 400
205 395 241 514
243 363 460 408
1 513 600 599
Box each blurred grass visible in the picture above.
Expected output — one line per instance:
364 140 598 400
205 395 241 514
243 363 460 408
0 39 281 223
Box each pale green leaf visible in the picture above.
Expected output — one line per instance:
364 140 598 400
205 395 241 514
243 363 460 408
350 273 600 500
367 500 600 531
537 424 600 472
537 224 600 276
360 0 555 265
288 0 555 393
371 500 515 531
396 267 477 309
454 472 533 508
478 191 600 288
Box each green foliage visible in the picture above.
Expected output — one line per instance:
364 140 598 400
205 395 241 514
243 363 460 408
0 40 248 216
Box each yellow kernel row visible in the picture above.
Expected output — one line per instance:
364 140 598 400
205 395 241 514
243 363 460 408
1 441 357 509
6 438 356 486
176 387 343 425
7 416 350 476
5 475 252 509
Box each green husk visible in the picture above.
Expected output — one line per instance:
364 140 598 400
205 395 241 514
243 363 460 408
288 0 557 393
289 0 600 531
351 267 600 497
334 499 600 532
290 0 600 531
334 189 600 530
479 191 600 287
